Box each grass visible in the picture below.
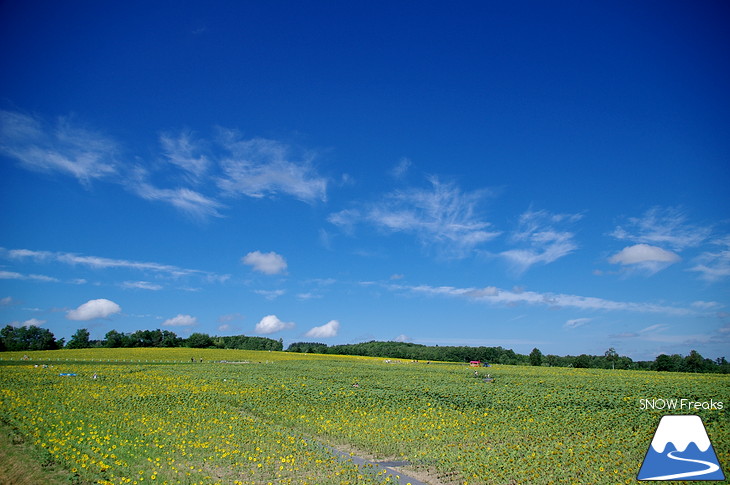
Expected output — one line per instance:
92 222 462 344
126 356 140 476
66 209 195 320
0 419 91 485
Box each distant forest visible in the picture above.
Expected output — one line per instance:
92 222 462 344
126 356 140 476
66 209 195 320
288 340 730 374
0 326 283 352
1 325 728 374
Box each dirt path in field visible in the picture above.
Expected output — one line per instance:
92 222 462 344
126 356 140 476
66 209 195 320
320 442 448 485
239 406 450 484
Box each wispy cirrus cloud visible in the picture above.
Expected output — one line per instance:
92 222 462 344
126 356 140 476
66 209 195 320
610 324 713 348
691 258 730 282
564 318 591 328
389 157 412 179
608 207 728 280
121 281 164 291
1 247 228 283
128 166 225 220
689 236 730 282
500 208 582 274
609 324 669 340
610 206 710 251
0 110 119 185
217 131 328 203
389 283 694 316
0 297 15 306
0 270 58 282
330 176 500 257
254 289 286 300
160 129 210 181
691 300 723 310
0 110 330 219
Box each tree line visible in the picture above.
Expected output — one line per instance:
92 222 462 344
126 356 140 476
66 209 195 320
287 340 730 374
2 326 727 373
0 326 283 352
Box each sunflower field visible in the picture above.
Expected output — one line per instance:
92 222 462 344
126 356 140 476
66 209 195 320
0 348 727 484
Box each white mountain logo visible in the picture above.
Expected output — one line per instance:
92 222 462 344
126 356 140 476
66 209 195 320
638 415 725 481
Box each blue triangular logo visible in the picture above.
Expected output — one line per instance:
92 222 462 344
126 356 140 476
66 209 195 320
638 415 725 481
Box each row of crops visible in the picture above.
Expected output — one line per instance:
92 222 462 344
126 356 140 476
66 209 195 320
0 347 728 484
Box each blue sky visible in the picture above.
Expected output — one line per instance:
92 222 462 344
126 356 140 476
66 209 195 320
1 1 728 360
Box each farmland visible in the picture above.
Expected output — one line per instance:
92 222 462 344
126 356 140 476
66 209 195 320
0 348 728 484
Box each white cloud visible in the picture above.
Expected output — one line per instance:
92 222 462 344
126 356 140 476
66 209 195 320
217 312 244 323
608 243 681 274
160 130 209 180
610 323 711 346
10 318 46 327
332 177 500 257
242 251 287 275
162 314 198 327
689 237 730 282
327 209 360 235
216 315 243 334
691 300 723 310
625 324 710 345
6 248 51 260
390 283 693 316
121 281 163 291
611 206 710 251
304 320 340 338
0 270 58 282
255 289 285 300
217 133 327 202
3 247 227 282
609 244 680 265
500 208 582 274
255 314 295 334
0 110 119 185
0 110 43 141
128 166 225 220
66 298 121 321
564 318 591 328
389 157 412 179
394 334 410 342
1 110 329 220
0 296 14 306
640 324 670 334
